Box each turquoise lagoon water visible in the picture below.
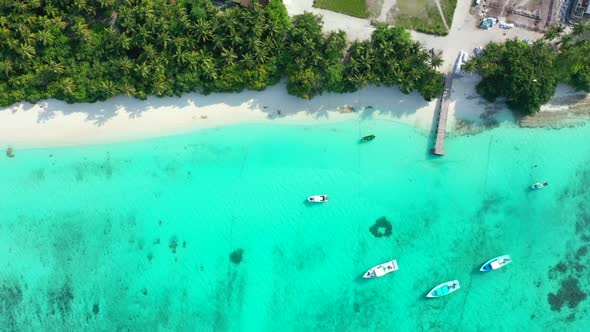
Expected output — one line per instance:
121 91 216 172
1 119 590 331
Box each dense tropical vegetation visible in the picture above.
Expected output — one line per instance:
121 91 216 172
0 0 290 105
464 22 590 115
343 25 444 100
285 17 444 100
0 0 444 107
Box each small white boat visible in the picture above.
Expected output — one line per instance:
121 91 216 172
307 195 328 203
531 182 548 189
480 255 512 271
363 259 399 278
426 280 460 298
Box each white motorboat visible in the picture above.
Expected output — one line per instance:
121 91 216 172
531 182 548 189
307 195 328 203
426 280 460 298
363 259 399 278
480 255 512 271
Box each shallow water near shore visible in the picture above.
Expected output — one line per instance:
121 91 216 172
1 119 590 331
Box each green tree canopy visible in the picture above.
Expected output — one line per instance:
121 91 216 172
0 1 443 106
463 39 558 114
557 22 590 92
464 24 590 115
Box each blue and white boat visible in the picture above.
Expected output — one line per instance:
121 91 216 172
426 280 460 298
480 255 512 271
531 182 548 189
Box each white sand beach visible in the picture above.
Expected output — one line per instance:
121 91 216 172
0 83 440 148
1 0 587 149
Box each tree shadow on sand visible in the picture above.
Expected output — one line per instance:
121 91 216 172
1 81 432 128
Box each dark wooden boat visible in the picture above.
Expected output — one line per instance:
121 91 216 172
361 135 376 142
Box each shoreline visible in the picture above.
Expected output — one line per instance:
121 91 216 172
1 1 588 150
0 82 438 149
1 77 589 150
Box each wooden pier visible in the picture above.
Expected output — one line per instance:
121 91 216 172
432 74 454 156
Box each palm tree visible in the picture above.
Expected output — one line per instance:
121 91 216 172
16 43 36 59
152 78 167 96
429 54 443 68
186 51 200 71
50 62 65 74
198 51 218 80
61 78 76 96
119 34 132 50
96 0 115 9
121 81 136 96
99 80 119 99
36 29 55 46
572 22 587 36
544 24 564 41
135 62 151 79
143 44 156 60
241 53 256 69
118 57 134 74
221 47 238 66
0 60 14 77
194 19 213 43
43 4 59 17
212 33 225 52
173 49 189 66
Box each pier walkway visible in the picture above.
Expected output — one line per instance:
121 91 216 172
432 74 454 156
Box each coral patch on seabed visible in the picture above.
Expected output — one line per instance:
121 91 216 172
92 303 99 315
548 277 587 312
369 217 393 238
48 282 75 316
168 236 178 254
230 249 244 265
0 281 23 328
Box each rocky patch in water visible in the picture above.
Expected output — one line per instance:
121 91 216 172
575 246 588 259
92 303 100 315
230 248 244 265
548 277 587 312
369 217 392 238
0 280 23 329
549 262 568 280
48 281 74 316
169 236 178 254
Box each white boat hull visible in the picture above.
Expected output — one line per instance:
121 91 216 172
426 280 460 298
307 195 328 203
480 255 512 271
363 259 399 278
531 182 548 189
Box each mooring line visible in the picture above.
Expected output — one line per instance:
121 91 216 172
230 145 249 248
457 275 474 329
483 134 493 195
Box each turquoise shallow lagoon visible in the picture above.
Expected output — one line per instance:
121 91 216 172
1 119 590 331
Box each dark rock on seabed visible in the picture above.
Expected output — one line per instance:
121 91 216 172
369 217 393 238
548 277 587 312
168 236 178 254
48 282 74 315
230 249 244 265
